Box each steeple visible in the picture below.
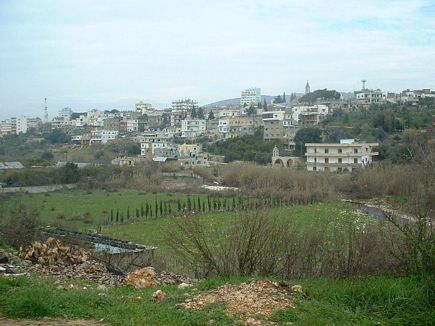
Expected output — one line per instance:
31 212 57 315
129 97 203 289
305 81 311 94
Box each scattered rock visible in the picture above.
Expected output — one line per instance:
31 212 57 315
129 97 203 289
181 280 294 323
290 285 303 293
152 289 165 301
178 282 192 289
0 249 9 263
155 270 197 285
124 267 159 288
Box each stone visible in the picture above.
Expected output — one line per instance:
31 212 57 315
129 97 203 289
178 282 192 289
124 267 159 289
0 249 8 264
152 290 165 301
290 285 303 293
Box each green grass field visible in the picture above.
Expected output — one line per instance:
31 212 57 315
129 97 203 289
0 275 432 325
1 190 212 229
102 203 370 249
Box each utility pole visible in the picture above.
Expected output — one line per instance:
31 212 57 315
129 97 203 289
44 98 48 123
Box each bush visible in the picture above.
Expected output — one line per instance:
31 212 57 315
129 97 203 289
0 203 40 249
167 210 403 279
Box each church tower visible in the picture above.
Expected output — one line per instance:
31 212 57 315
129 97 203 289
305 81 311 94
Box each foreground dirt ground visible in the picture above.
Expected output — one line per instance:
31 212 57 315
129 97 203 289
0 317 106 326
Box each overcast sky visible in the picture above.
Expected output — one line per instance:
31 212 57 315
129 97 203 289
0 0 434 119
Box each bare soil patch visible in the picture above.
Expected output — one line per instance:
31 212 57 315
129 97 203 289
0 317 106 326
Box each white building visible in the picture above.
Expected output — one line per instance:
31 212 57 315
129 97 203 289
217 108 244 118
171 99 198 127
181 119 206 138
290 105 329 124
218 118 230 136
58 107 73 119
240 88 261 107
305 139 379 172
135 101 153 115
100 130 119 143
354 89 387 106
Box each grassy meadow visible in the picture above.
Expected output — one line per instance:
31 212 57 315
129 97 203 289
0 275 432 325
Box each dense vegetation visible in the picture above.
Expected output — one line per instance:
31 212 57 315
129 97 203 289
205 128 284 163
299 89 341 103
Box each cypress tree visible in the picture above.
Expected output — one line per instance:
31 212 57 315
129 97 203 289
197 197 201 210
116 209 119 223
110 209 114 222
187 196 192 211
159 200 163 216
141 204 144 217
177 199 181 211
155 200 158 217
136 208 139 218
127 206 130 219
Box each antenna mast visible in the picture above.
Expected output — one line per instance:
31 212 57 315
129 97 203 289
44 98 48 123
361 79 367 90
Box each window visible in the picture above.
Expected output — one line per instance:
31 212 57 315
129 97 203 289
354 158 358 164
314 157 317 163
338 158 342 163
314 148 317 153
338 167 342 172
324 167 329 171
354 148 358 154
313 167 317 171
325 158 329 163
338 148 342 154
325 148 329 154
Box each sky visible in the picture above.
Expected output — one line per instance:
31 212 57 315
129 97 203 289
0 0 434 119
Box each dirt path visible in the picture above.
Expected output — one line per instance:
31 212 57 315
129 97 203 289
0 317 106 326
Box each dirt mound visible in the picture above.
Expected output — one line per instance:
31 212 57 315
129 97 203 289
181 280 296 325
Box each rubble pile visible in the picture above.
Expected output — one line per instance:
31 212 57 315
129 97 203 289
124 267 159 288
155 270 197 285
31 260 123 286
181 280 296 325
123 267 197 288
19 237 89 266
0 248 28 276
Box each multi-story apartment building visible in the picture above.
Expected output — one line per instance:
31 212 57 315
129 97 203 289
240 88 261 107
305 139 379 172
104 117 121 130
171 99 198 127
135 101 153 115
218 108 244 118
290 105 329 124
140 133 172 157
181 119 206 138
218 118 230 138
354 89 387 106
227 115 260 138
100 130 119 143
263 111 285 140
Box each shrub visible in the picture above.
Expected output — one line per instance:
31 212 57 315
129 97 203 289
0 203 40 249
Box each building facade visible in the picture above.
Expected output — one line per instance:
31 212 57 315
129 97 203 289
305 139 379 172
240 88 261 107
